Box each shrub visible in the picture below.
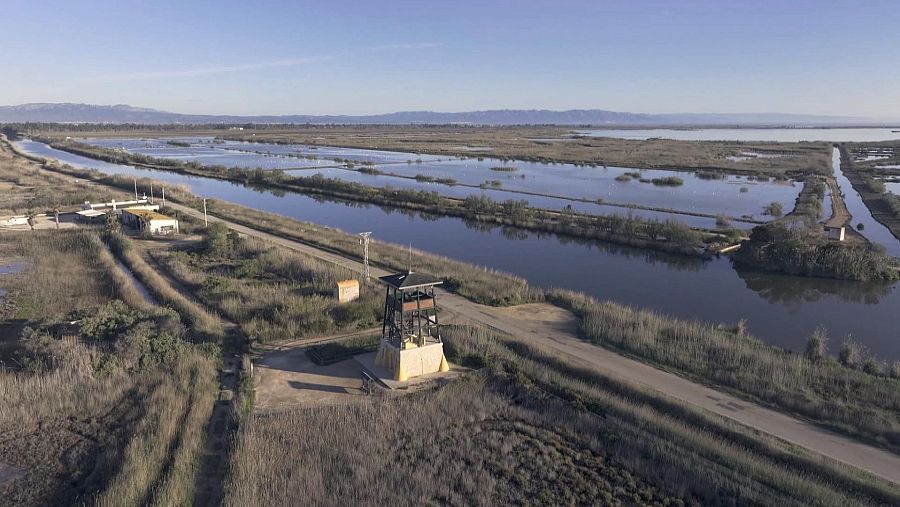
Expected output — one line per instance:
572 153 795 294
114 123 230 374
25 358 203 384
839 338 863 369
764 202 784 217
79 300 141 341
805 327 828 363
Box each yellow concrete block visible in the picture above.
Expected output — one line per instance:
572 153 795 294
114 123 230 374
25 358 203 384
395 363 408 382
439 353 450 372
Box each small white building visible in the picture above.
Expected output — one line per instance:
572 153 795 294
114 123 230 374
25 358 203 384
824 225 846 241
121 208 179 235
335 279 360 303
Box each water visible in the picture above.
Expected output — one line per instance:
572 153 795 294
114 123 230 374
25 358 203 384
579 127 900 143
84 137 446 168
86 137 800 224
17 139 900 361
832 148 900 256
0 261 28 305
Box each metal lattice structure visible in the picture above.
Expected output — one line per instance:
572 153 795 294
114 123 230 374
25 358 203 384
358 232 372 279
380 272 443 348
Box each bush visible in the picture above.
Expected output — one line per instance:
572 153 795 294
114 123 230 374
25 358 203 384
805 327 828 363
79 300 142 341
764 202 784 217
202 222 242 257
839 338 863 369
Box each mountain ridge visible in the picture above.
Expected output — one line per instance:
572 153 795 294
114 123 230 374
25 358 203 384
0 102 883 126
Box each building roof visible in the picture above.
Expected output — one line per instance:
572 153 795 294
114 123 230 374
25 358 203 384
122 208 175 221
379 271 443 290
76 209 107 217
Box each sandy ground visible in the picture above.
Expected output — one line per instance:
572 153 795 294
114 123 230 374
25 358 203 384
0 213 82 231
253 348 366 412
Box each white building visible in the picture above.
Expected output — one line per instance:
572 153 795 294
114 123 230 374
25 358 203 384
121 208 179 235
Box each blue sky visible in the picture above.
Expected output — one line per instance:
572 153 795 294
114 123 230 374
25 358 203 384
2 0 899 117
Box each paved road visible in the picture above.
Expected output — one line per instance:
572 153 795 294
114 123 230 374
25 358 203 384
157 199 900 487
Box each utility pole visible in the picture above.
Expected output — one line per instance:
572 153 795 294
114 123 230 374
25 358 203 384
162 187 166 208
150 185 154 203
358 232 372 279
133 178 138 200
203 198 208 227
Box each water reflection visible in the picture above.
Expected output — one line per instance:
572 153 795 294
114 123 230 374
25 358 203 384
736 268 893 305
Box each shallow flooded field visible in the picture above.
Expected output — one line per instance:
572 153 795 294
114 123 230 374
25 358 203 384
84 137 800 223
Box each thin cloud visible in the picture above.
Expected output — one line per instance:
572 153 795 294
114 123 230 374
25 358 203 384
368 42 442 51
87 55 332 82
82 42 438 83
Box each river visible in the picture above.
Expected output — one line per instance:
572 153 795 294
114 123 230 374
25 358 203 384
16 139 900 361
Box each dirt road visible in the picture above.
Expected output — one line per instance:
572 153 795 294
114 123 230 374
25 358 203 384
157 199 900 486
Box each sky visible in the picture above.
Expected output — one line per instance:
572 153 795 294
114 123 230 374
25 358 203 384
2 0 899 117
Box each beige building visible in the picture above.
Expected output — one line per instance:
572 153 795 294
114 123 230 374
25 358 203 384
335 279 360 303
121 208 179 235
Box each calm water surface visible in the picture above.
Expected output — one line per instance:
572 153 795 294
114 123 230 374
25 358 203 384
86 137 800 223
579 127 900 143
17 139 900 361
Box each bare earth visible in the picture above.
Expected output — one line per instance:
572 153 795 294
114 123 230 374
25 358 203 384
31 164 900 486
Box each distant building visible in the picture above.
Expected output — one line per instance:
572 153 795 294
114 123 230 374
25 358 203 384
824 225 846 242
121 208 179 235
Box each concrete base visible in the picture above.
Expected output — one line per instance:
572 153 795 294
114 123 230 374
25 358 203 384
355 351 457 390
374 339 449 381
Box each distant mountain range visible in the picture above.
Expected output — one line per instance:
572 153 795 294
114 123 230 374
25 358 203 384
0 102 884 126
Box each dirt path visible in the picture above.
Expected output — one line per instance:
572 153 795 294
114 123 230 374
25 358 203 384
824 175 851 228
157 200 900 486
131 241 241 506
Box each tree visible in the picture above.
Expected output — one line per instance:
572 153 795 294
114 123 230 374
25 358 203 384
25 209 36 231
805 326 828 363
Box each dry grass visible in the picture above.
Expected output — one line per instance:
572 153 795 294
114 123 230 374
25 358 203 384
93 349 216 507
106 233 225 338
222 324 899 506
151 235 382 344
204 199 540 306
0 141 128 214
224 376 678 506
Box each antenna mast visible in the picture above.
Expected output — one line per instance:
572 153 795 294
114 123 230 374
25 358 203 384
358 232 372 279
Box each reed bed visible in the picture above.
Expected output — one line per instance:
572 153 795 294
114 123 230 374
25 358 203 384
106 233 225 338
549 289 900 451
222 324 898 506
93 349 216 507
154 234 382 343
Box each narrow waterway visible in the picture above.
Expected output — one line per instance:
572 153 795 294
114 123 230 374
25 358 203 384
17 140 900 361
832 147 900 256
